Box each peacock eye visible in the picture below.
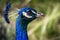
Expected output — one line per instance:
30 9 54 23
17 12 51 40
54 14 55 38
22 12 32 18
27 10 32 16
27 12 32 16
31 10 36 14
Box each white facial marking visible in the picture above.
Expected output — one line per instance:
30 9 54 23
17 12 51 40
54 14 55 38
22 12 32 18
31 10 36 14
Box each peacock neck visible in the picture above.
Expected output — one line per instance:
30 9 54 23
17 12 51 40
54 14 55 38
16 15 28 40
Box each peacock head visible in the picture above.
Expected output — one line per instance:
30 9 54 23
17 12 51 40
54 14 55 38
20 8 44 23
4 6 44 24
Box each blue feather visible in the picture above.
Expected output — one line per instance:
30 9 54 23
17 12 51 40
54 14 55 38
18 7 37 15
15 7 37 40
4 2 11 23
16 15 28 40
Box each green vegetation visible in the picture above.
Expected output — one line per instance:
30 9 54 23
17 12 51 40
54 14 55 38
0 0 60 40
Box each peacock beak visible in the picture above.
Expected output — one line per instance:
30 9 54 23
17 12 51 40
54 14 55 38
36 12 44 17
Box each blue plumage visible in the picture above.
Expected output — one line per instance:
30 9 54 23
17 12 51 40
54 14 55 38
4 2 11 23
16 7 37 40
4 2 44 40
16 15 28 40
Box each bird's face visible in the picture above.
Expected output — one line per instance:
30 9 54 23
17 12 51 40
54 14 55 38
21 9 44 22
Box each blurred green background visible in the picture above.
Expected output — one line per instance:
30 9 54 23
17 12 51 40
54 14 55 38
0 0 60 40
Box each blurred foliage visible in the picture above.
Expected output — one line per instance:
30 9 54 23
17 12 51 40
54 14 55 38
0 0 60 40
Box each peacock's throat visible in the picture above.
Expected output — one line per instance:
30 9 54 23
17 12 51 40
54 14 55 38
16 15 28 40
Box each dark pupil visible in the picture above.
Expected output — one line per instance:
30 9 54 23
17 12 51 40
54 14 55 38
27 10 32 16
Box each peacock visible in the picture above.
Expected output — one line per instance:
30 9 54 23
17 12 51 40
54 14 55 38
4 2 44 40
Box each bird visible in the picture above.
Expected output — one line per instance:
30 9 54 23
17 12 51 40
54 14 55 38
4 2 44 40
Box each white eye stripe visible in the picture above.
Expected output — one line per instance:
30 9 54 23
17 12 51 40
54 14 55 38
31 10 40 17
22 12 32 18
31 10 36 14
